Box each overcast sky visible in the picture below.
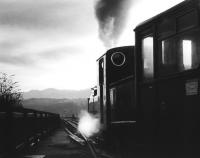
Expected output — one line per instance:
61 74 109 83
0 0 183 92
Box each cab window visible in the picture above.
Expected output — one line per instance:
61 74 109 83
99 59 104 85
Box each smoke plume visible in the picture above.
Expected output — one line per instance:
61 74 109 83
78 110 100 138
95 0 133 48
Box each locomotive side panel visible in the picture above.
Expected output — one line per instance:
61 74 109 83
109 79 135 122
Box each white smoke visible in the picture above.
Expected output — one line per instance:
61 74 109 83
99 17 115 48
78 110 100 138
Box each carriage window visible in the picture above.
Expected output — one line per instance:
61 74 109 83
142 36 154 80
182 40 192 70
159 30 200 75
177 32 200 71
160 38 177 74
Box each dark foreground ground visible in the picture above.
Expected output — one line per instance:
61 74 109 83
5 127 197 158
15 128 96 158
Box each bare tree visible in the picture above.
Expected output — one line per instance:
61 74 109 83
0 73 23 110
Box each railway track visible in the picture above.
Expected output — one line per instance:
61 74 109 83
63 118 85 145
62 118 112 158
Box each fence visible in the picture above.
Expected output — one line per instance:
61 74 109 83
0 107 60 155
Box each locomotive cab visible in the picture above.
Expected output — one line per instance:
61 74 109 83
134 0 200 156
96 46 136 148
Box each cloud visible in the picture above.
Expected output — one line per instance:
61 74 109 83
0 44 85 66
0 40 22 50
0 0 96 34
0 0 97 67
38 46 83 60
0 52 35 66
0 0 102 91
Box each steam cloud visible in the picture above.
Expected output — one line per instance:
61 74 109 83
95 0 134 48
78 110 100 138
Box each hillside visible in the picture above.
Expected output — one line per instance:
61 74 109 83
22 98 88 117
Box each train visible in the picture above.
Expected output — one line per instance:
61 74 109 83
88 0 200 157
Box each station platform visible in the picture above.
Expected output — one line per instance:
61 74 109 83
17 128 94 158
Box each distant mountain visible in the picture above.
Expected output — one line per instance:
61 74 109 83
23 88 91 99
22 98 87 117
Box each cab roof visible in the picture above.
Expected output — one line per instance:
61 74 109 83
96 45 134 61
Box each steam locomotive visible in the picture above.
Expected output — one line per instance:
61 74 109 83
88 46 136 153
89 0 200 157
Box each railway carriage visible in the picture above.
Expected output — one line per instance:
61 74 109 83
134 0 200 155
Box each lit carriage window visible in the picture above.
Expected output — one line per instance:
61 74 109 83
178 38 198 71
159 30 200 76
182 40 192 70
142 37 154 80
177 30 200 71
162 41 165 64
160 38 193 74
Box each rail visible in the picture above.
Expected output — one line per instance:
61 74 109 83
63 118 100 158
0 107 60 156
